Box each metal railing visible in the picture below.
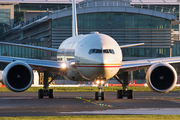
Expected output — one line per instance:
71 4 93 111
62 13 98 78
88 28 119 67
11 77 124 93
132 4 176 15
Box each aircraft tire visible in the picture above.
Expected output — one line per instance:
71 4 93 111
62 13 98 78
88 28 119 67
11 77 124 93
117 90 123 99
38 89 43 99
127 90 133 99
48 89 54 98
101 92 105 100
95 92 98 100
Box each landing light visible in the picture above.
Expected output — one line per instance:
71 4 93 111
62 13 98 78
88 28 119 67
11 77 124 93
61 63 67 69
71 62 76 67
71 62 75 65
96 80 105 85
96 80 100 84
101 81 104 84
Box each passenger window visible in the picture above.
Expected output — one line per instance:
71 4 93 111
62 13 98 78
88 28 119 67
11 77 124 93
67 58 74 61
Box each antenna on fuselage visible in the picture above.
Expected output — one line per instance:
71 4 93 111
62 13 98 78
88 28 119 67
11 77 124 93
72 0 78 37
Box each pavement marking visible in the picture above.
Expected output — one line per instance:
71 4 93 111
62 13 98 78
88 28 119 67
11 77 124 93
60 108 180 115
76 97 113 107
1 97 36 99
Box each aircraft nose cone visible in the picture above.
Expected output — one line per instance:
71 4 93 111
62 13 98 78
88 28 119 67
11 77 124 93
87 54 120 80
95 54 115 65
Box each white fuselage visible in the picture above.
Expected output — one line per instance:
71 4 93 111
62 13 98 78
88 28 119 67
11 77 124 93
57 33 122 81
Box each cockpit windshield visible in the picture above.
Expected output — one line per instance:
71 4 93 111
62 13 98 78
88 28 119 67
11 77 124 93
103 49 115 54
88 49 115 54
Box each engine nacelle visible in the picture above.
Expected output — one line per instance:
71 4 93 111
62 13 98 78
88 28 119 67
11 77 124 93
146 62 177 93
2 61 33 92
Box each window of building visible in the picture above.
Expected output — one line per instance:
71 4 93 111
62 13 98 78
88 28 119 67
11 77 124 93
52 12 171 59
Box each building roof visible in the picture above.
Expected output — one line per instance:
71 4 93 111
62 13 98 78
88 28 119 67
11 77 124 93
0 0 179 4
2 0 177 36
131 0 179 5
0 0 83 4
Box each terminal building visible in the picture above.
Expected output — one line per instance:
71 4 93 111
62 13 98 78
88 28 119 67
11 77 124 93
0 0 180 83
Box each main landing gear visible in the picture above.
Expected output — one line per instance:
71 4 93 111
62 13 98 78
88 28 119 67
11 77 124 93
38 72 58 99
115 72 134 99
95 79 105 100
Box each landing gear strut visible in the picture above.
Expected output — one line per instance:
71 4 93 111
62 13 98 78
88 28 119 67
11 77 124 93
95 79 105 100
115 72 134 99
38 71 58 99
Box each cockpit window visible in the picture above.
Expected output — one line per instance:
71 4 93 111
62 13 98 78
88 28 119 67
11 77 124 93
96 49 102 53
89 49 102 54
88 49 92 54
103 49 109 53
103 49 115 54
89 49 115 54
109 49 115 54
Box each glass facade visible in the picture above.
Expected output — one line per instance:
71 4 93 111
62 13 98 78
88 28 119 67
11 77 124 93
0 42 44 59
14 3 71 11
0 9 10 35
14 3 71 23
52 12 172 59
133 5 179 31
52 12 171 29
172 41 180 57
0 9 10 25
122 48 170 58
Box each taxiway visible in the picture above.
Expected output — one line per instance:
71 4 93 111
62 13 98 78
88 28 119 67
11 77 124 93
0 91 179 116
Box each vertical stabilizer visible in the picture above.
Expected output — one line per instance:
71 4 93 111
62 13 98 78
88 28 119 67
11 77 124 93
72 0 78 36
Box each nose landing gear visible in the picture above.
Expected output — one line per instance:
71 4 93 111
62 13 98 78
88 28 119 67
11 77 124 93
95 79 106 100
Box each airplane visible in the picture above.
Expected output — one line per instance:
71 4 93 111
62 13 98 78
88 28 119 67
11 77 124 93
0 0 178 100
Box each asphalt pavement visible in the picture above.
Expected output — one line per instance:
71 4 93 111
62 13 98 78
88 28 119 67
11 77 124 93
0 91 179 116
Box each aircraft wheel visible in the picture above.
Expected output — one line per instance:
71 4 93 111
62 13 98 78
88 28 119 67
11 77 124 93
95 92 98 100
101 92 105 100
38 89 43 99
117 90 123 99
127 90 133 99
48 89 54 98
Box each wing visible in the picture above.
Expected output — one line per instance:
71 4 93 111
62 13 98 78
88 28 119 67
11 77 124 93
120 56 180 72
0 56 62 73
119 43 144 48
0 42 59 53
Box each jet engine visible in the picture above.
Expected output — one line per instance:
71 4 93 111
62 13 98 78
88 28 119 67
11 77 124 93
146 62 177 93
2 61 33 92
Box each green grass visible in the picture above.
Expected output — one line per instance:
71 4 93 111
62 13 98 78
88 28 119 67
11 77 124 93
0 115 180 120
0 86 179 92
